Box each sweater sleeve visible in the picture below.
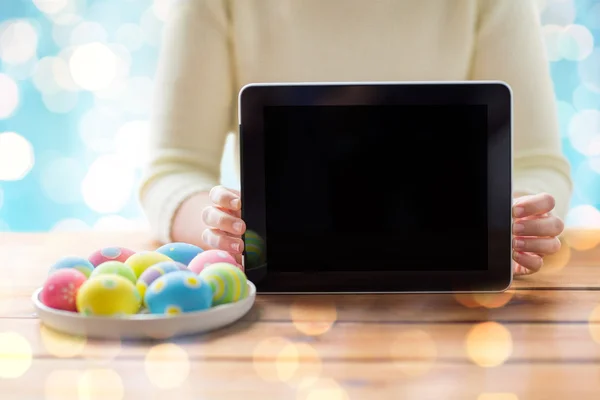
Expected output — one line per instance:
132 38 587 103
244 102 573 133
139 0 235 243
470 0 573 219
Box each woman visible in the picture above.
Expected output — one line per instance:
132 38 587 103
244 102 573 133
140 0 572 276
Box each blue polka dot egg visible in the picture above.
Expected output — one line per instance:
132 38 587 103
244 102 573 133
49 256 95 278
155 242 204 266
144 270 213 315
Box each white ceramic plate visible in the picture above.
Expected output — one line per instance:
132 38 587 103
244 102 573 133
32 282 256 339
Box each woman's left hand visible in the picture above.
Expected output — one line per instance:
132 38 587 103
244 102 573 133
512 192 564 276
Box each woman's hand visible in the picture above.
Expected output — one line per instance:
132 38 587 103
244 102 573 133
512 192 564 276
201 186 246 260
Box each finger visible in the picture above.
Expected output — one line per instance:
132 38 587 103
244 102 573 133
513 236 561 255
202 206 245 235
512 251 543 273
513 215 564 237
202 228 244 254
513 192 555 218
209 185 241 211
215 205 241 219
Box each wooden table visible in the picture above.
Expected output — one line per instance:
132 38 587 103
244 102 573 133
1 230 600 399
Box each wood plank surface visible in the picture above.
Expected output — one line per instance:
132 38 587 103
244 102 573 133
1 318 600 361
3 289 600 323
1 360 600 400
1 231 600 399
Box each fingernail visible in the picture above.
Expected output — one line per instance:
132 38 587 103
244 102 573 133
233 221 243 233
231 242 240 252
513 206 525 218
230 199 240 209
513 223 525 233
514 239 525 249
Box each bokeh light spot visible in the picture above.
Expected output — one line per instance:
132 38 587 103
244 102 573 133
541 0 576 25
42 90 79 114
279 343 322 387
40 325 86 358
540 236 571 274
78 106 121 152
565 205 600 250
290 300 337 336
78 369 124 400
465 322 512 368
48 0 83 25
473 290 516 309
573 159 600 205
0 132 35 181
115 120 150 168
69 21 108 46
390 329 437 376
140 8 164 46
3 56 38 81
0 332 33 379
117 76 153 116
0 20 38 64
296 378 350 400
115 23 145 52
69 43 118 91
568 109 600 156
253 337 295 382
0 73 19 119
579 48 600 93
33 57 62 95
559 24 594 61
81 154 135 213
589 304 600 344
145 343 190 389
34 0 69 15
40 157 84 204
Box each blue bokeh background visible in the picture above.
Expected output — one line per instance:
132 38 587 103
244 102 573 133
0 0 599 233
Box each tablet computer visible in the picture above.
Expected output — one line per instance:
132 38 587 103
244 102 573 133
238 81 512 293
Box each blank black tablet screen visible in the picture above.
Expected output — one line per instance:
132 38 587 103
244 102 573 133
263 105 488 272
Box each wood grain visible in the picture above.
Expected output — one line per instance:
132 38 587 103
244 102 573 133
2 318 600 361
1 360 599 400
0 231 599 399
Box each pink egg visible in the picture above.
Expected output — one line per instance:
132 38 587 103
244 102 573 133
188 249 240 274
88 246 136 267
40 269 88 312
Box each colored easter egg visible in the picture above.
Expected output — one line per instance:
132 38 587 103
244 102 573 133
40 269 87 312
136 261 188 302
198 262 248 306
145 270 213 315
88 246 136 267
49 256 95 278
91 261 137 285
244 230 265 268
155 242 204 266
188 249 238 274
124 251 172 278
76 275 141 316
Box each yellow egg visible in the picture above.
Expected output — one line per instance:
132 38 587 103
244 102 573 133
124 251 172 278
76 275 142 316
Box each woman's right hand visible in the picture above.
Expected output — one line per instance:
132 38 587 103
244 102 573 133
201 186 246 256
